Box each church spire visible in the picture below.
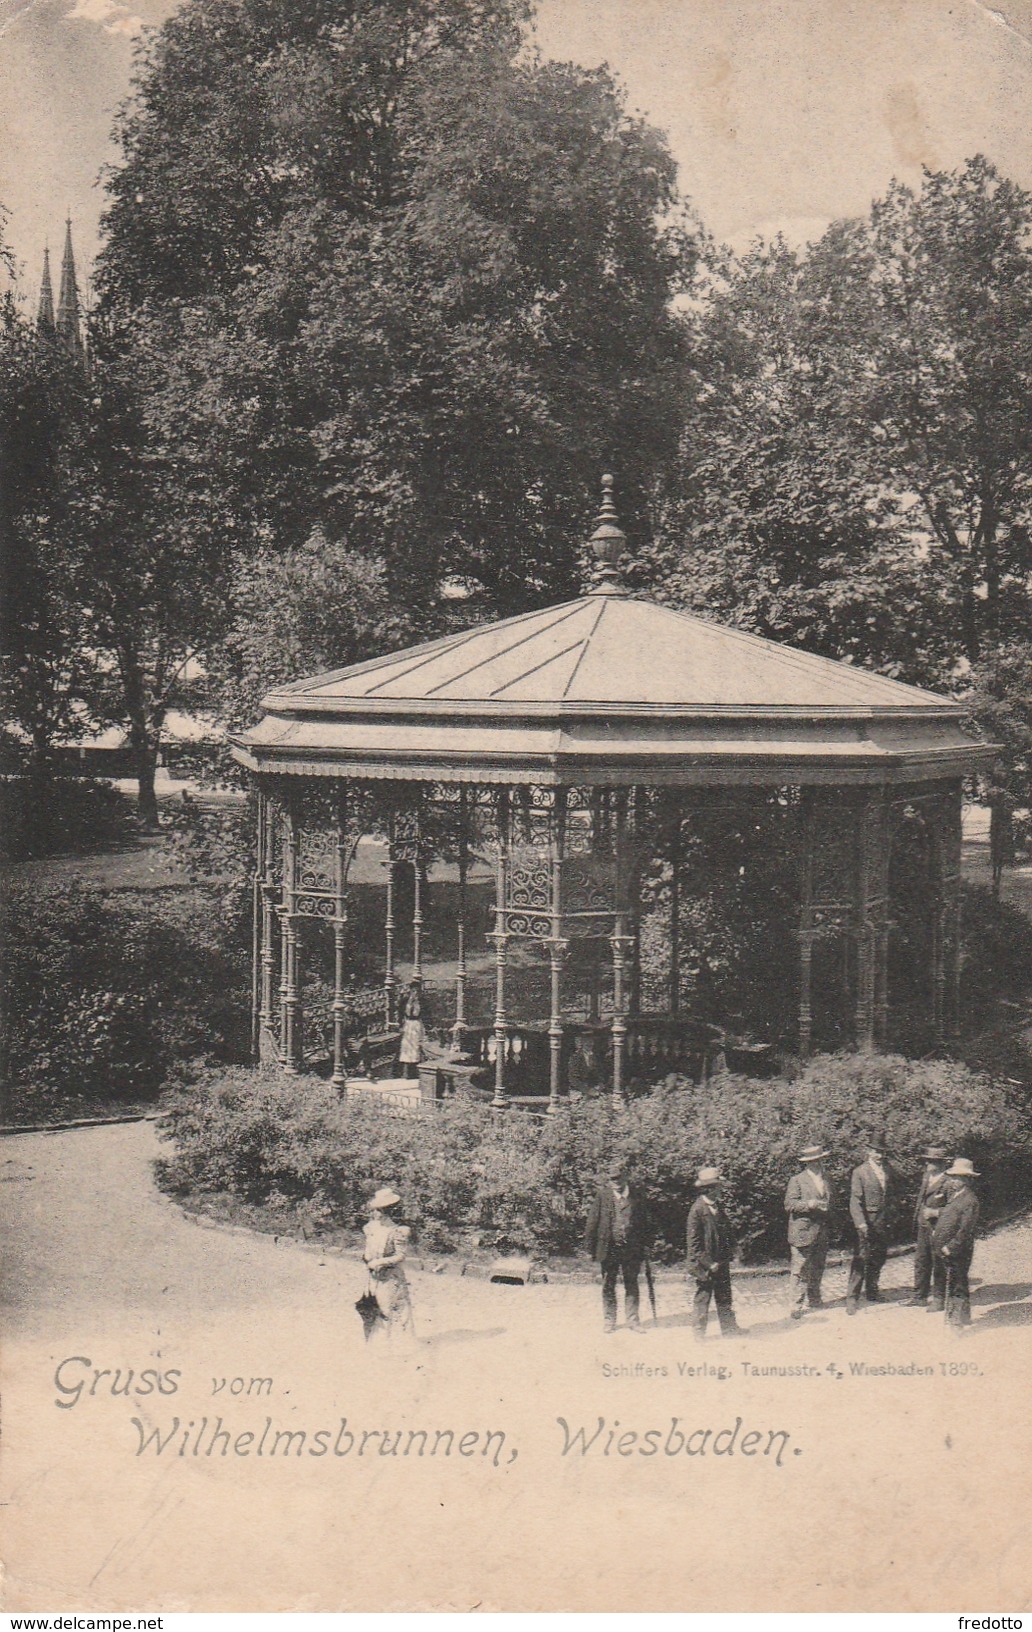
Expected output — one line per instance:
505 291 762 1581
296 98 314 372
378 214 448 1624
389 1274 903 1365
37 246 55 332
56 219 83 358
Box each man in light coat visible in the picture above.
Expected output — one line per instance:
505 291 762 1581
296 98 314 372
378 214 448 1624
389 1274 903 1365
784 1144 833 1319
908 1145 951 1309
932 1157 981 1330
686 1167 745 1340
847 1131 899 1313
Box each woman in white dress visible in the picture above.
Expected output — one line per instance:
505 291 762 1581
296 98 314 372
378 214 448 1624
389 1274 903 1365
362 1187 415 1343
398 984 426 1078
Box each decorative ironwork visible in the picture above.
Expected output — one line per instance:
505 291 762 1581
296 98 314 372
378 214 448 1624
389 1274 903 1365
813 815 856 900
391 808 423 862
507 850 551 911
505 911 553 938
811 903 852 932
296 826 335 895
297 895 336 919
564 810 595 855
563 861 614 915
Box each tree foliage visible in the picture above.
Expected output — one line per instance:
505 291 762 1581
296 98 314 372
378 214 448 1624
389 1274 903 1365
0 298 94 764
97 0 694 649
207 529 403 731
646 158 1032 690
964 640 1032 807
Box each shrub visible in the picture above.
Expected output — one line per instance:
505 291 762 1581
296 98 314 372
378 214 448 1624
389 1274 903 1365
0 776 135 860
156 1051 1032 1263
1 881 250 1121
960 883 1032 1023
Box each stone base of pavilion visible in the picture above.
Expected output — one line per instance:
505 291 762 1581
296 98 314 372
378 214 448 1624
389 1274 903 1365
344 1076 425 1106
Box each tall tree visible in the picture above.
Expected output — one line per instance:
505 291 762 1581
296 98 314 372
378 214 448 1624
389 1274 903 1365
648 158 1032 688
61 323 239 824
0 292 94 774
97 0 694 653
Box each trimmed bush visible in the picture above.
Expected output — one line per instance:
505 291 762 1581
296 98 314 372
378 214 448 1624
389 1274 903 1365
156 1052 1032 1263
0 776 135 860
959 883 1032 1024
1 881 250 1121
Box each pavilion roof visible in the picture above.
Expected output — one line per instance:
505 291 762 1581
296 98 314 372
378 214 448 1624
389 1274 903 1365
233 477 990 788
264 594 954 714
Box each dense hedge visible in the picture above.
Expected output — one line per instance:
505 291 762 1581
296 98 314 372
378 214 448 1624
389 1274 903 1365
0 776 135 860
156 1053 1032 1262
2 881 250 1121
958 884 1032 1023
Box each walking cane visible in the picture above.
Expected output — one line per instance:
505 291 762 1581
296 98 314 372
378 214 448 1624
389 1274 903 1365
644 1254 658 1324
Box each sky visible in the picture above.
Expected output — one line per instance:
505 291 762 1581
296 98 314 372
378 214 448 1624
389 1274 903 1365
2 0 1032 302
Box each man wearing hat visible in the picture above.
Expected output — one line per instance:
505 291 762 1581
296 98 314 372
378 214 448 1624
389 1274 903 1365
846 1132 899 1314
909 1146 951 1309
584 1159 651 1334
784 1144 834 1319
686 1168 744 1339
932 1158 981 1329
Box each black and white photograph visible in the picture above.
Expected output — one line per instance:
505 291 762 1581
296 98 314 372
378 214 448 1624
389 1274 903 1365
2 0 1031 1614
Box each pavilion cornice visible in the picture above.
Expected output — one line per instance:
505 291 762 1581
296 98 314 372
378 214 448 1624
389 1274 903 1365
256 694 967 725
230 742 990 786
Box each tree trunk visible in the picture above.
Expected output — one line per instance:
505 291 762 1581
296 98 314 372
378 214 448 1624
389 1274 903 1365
119 650 162 827
132 737 160 828
28 724 54 794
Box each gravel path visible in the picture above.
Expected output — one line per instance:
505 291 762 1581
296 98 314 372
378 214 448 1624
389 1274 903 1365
2 1122 1030 1612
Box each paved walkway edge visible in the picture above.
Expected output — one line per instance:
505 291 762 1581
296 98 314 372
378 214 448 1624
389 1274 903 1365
169 1190 1032 1285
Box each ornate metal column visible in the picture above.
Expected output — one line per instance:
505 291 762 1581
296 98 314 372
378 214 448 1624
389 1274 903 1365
251 792 263 1062
412 847 424 988
279 791 304 1073
490 788 511 1108
253 787 282 1064
547 789 568 1113
383 832 397 1029
669 803 681 1015
874 818 892 1047
797 793 816 1058
609 789 631 1108
330 788 350 1092
259 793 280 1061
451 789 472 1057
944 792 963 1038
931 783 964 1042
854 790 889 1051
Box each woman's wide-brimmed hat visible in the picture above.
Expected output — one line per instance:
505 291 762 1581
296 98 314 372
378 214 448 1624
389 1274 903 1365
946 1157 980 1178
370 1187 402 1210
695 1166 723 1188
800 1144 830 1162
921 1146 949 1162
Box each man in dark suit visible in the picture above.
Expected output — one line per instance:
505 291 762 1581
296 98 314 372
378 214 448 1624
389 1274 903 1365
585 1159 650 1334
686 1167 745 1339
932 1158 981 1330
784 1143 833 1319
847 1131 898 1313
908 1145 951 1309
568 1035 603 1099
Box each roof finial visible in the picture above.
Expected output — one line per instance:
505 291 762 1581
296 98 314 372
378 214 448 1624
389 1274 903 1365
587 472 628 595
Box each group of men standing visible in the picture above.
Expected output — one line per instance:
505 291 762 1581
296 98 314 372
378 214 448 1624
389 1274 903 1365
784 1136 980 1328
584 1141 982 1338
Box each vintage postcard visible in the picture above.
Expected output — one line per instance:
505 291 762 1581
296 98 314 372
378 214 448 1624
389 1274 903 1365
2 0 1031 1614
